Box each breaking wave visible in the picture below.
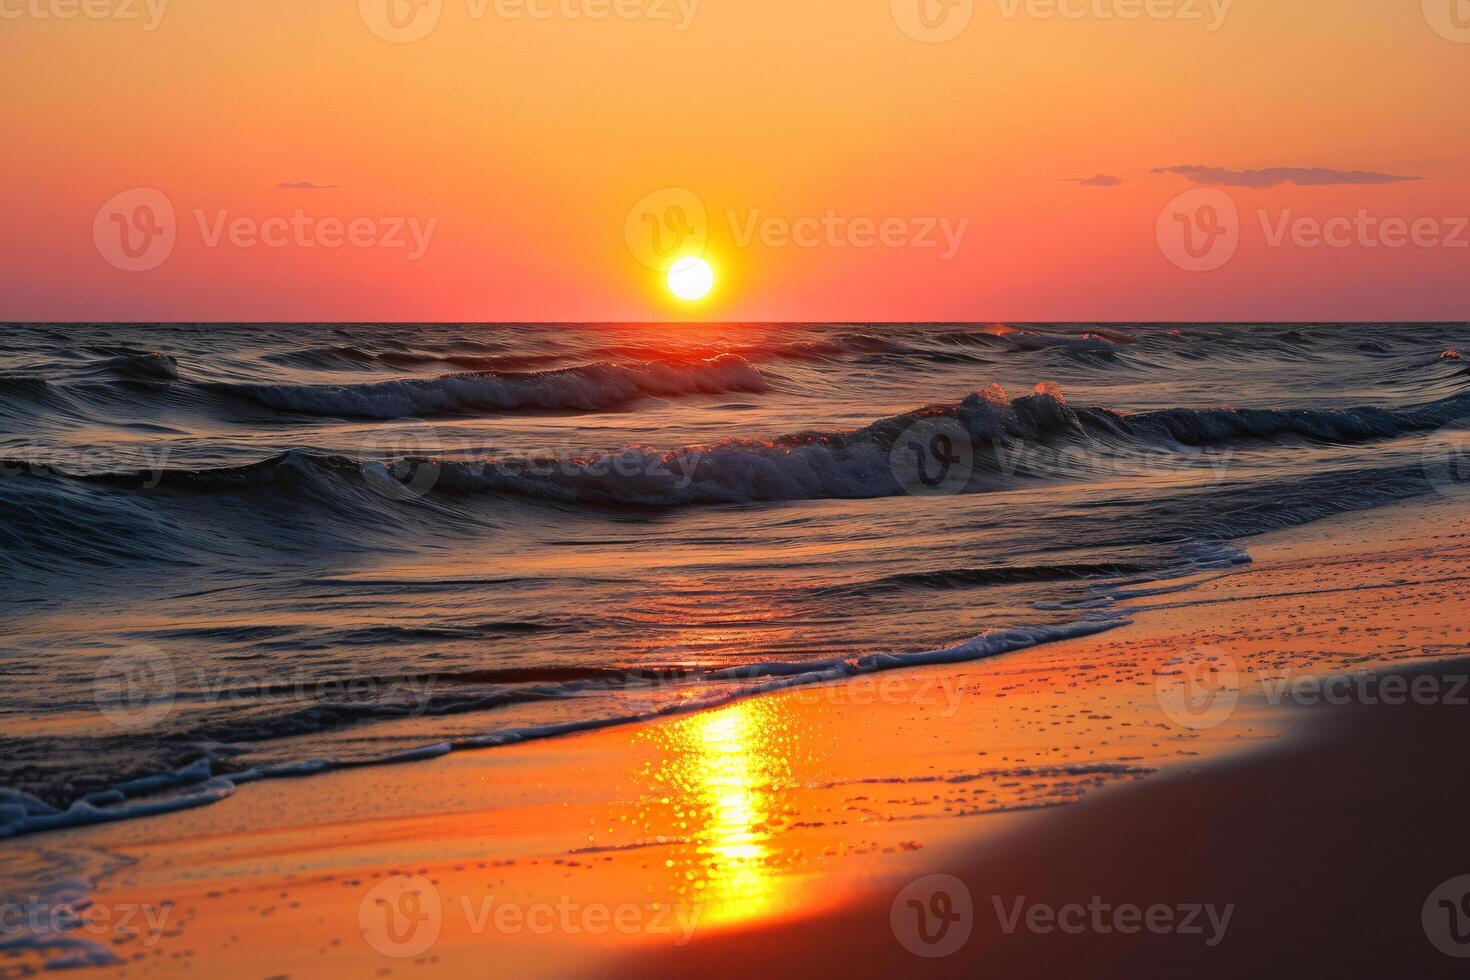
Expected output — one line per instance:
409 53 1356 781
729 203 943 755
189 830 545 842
11 384 1468 508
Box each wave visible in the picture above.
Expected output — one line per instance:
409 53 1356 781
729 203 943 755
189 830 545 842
90 351 179 381
416 385 1470 504
205 354 769 418
0 354 771 423
264 344 571 373
991 329 1123 353
10 330 1458 432
261 333 912 376
0 374 52 401
13 384 1469 508
812 561 1157 599
937 325 1127 354
1102 394 1470 446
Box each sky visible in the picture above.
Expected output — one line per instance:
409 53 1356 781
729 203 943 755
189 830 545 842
1 0 1467 322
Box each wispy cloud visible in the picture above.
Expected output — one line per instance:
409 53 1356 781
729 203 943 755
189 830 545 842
1065 174 1125 187
1153 165 1421 188
277 181 339 190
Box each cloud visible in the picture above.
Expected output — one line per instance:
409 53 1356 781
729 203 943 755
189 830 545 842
1152 165 1420 188
1065 174 1125 187
277 181 339 190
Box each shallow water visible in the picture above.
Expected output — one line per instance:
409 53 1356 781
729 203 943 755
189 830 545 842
1 321 1467 836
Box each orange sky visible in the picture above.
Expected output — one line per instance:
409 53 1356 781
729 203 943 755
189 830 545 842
1 0 1467 322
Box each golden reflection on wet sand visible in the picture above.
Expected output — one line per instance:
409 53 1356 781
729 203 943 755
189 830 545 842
636 697 805 929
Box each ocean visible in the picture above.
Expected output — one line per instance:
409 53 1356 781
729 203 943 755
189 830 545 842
1 321 1467 838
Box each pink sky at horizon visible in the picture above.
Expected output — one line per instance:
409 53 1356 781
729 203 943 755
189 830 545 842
1 0 1467 323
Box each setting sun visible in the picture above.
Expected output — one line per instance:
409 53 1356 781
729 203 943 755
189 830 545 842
667 256 715 302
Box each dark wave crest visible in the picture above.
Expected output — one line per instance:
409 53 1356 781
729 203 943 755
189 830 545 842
205 354 769 418
8 384 1467 517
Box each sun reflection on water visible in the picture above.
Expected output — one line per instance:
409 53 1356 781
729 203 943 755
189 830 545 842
637 697 803 929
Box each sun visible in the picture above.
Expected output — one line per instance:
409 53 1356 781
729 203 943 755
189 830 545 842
667 256 715 302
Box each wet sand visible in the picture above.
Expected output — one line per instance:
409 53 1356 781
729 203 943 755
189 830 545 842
622 659 1470 979
4 493 1467 977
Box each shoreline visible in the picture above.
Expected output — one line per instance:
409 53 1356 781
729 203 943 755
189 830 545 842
0 613 1138 842
2 491 1467 975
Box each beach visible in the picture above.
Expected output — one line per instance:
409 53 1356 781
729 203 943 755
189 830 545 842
5 487 1466 977
7 0 1470 974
